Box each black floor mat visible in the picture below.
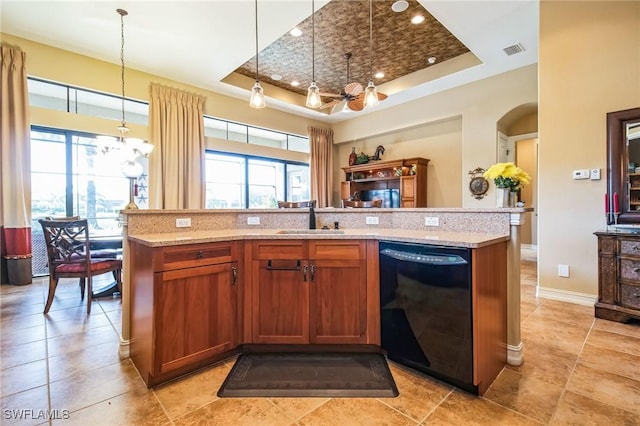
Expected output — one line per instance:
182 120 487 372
217 352 398 398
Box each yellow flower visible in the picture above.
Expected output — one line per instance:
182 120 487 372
483 162 530 190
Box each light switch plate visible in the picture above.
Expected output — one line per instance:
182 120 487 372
247 216 260 225
365 216 379 225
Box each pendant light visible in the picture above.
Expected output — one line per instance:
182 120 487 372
249 0 266 108
305 0 322 109
363 0 379 108
116 8 153 209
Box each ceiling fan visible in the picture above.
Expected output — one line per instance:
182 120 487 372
319 53 387 113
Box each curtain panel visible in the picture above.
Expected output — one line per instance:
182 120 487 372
148 84 206 209
0 44 32 281
308 126 334 208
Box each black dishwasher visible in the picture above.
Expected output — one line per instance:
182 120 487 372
379 241 475 393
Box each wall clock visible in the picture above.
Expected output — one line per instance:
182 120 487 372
468 167 489 199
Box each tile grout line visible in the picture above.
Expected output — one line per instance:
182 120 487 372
546 316 596 424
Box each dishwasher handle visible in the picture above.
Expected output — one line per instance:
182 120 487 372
380 248 468 265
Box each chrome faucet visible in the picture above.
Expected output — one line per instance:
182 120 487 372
309 205 316 229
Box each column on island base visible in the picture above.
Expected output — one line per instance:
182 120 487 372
507 212 525 365
118 214 131 359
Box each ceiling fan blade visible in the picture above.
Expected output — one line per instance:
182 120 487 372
319 92 343 98
347 96 364 111
345 82 363 96
320 100 340 110
377 92 388 101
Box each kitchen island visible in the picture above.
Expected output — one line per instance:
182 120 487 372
120 208 530 394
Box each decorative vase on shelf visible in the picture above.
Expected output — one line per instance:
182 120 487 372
496 187 511 208
509 191 518 208
348 147 357 166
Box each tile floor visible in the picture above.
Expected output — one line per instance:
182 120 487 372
1 260 639 425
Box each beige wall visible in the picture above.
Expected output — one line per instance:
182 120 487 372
539 1 640 296
332 65 538 209
333 117 462 207
2 34 327 141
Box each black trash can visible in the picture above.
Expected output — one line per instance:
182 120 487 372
4 254 33 285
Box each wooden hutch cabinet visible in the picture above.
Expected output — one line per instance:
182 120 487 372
595 231 640 323
341 157 429 207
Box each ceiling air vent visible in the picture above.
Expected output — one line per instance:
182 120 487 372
503 43 525 56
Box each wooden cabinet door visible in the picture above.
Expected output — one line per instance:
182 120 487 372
155 262 238 375
400 175 416 207
309 258 368 344
251 259 310 344
309 241 368 344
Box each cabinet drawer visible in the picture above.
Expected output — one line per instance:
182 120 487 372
309 241 365 260
619 258 640 282
619 239 640 256
160 242 235 271
619 284 640 309
252 241 306 260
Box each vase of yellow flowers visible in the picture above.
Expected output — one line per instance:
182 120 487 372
483 162 531 208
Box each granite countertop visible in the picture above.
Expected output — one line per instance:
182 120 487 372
128 228 509 249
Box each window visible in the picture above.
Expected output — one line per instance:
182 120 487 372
31 127 146 274
28 77 148 125
27 77 310 154
205 151 309 209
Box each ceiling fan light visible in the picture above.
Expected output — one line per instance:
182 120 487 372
250 81 266 109
306 81 322 108
363 81 379 108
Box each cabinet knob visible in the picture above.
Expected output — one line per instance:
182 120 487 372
196 250 204 259
633 268 640 273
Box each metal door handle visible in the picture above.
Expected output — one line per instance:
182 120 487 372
231 266 237 286
310 265 315 282
266 260 301 271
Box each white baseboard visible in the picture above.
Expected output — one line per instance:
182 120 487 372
521 244 537 250
507 342 524 366
119 339 130 359
537 286 597 307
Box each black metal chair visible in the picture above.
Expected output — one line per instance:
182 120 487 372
38 218 122 314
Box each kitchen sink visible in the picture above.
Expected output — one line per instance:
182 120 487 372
277 229 345 234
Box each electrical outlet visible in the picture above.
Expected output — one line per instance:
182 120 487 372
365 216 379 225
558 264 570 277
175 218 191 228
247 216 260 225
425 217 439 226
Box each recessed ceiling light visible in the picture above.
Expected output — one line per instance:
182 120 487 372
391 1 409 13
411 15 425 24
427 57 437 64
374 71 385 79
290 27 302 37
291 81 300 87
271 74 282 81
